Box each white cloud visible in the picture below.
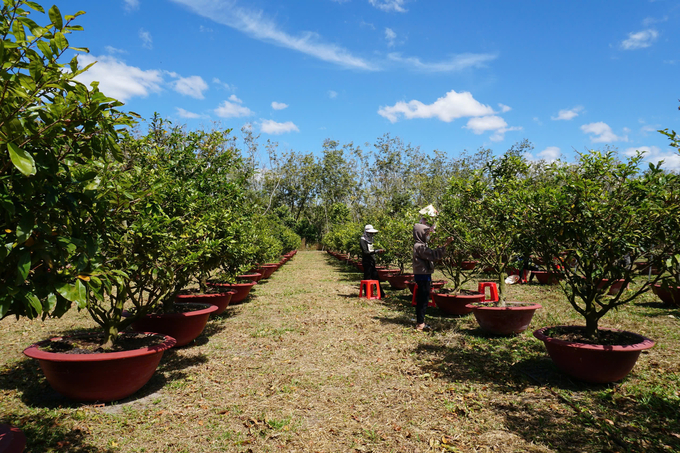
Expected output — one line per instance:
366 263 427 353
378 89 494 123
538 146 561 162
176 107 202 119
172 75 208 99
498 103 511 113
552 106 583 121
524 146 561 163
387 52 497 72
139 28 153 49
581 122 628 143
199 25 213 33
464 116 521 141
625 145 680 171
271 101 288 110
328 90 338 99
212 78 231 90
215 97 253 118
369 0 407 13
74 54 163 102
261 119 299 134
385 27 397 47
168 0 377 70
123 0 139 11
642 16 667 27
105 46 126 54
621 29 658 50
465 115 507 134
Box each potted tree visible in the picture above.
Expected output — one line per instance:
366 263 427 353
2 1 175 403
530 149 678 383
440 145 542 334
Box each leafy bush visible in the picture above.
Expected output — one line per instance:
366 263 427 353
0 1 133 320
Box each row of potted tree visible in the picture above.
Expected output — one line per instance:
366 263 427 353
324 131 680 383
1 1 301 404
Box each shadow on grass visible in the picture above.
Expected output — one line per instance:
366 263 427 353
0 346 209 409
4 413 115 453
413 333 680 452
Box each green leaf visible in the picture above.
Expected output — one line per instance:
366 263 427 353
24 1 45 13
54 31 68 51
26 293 42 315
48 5 63 30
17 251 31 283
12 18 26 42
46 293 57 312
7 143 36 176
56 281 87 307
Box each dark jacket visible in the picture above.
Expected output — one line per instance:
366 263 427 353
412 223 446 275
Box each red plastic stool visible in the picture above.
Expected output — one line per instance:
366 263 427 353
359 280 381 300
410 283 437 307
478 282 499 302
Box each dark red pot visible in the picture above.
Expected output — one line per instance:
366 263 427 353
130 303 218 347
652 284 680 306
209 281 256 304
176 291 235 315
0 424 26 453
598 278 627 295
376 268 400 282
386 273 414 290
533 326 655 383
407 280 447 295
432 292 484 315
465 302 542 335
236 273 263 283
23 332 176 402
260 264 278 279
533 271 563 285
456 260 478 270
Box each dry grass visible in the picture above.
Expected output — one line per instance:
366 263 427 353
1 251 680 452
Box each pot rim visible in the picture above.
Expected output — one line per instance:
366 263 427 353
210 281 257 288
176 291 235 299
433 291 484 299
533 325 655 351
23 332 176 362
465 302 542 311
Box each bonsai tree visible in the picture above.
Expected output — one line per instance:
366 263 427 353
440 144 534 304
528 150 678 339
372 211 418 273
0 1 134 321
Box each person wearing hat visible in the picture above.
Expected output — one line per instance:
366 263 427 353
360 224 386 298
412 213 453 331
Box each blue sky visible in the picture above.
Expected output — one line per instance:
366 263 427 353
52 0 680 168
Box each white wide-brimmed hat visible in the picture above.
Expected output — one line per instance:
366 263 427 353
419 204 439 217
364 224 378 233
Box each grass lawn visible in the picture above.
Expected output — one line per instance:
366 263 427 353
1 251 679 452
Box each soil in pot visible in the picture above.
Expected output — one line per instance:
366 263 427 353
236 272 263 283
208 281 257 304
176 291 235 315
532 270 563 285
533 326 655 383
129 302 218 347
376 268 400 282
432 289 484 316
465 302 542 335
386 273 414 290
23 332 176 402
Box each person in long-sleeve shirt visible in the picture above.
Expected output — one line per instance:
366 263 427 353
360 224 385 298
412 223 452 331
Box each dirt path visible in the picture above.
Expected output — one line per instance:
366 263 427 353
0 251 556 452
129 251 549 452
